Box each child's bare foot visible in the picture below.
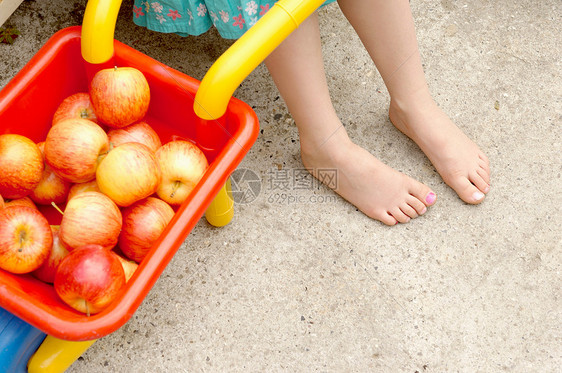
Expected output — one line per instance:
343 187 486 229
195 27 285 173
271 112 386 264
301 138 436 225
389 97 490 204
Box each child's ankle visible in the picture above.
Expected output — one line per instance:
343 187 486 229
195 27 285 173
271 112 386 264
300 135 352 167
300 130 352 159
390 88 435 114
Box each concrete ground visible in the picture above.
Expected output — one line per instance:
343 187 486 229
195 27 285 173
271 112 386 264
1 0 560 371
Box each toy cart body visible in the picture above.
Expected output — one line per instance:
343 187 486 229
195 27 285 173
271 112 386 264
0 25 258 342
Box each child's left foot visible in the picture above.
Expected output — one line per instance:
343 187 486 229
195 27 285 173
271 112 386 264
389 97 490 204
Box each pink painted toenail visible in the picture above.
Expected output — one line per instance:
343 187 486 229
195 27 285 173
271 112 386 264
472 191 485 201
484 186 490 193
421 206 427 214
425 192 436 204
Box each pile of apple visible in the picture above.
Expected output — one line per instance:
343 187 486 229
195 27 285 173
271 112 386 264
0 66 209 316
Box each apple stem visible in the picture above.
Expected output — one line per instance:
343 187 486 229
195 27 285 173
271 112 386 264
97 145 112 166
51 202 64 215
170 181 181 198
85 300 90 317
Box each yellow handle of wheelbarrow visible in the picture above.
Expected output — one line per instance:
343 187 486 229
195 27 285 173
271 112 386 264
193 0 325 120
81 0 123 63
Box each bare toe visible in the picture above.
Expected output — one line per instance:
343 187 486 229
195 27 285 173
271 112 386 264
390 207 411 224
453 176 486 204
400 203 419 219
478 156 491 176
410 185 436 207
471 170 490 193
378 212 398 226
477 168 490 184
406 195 428 215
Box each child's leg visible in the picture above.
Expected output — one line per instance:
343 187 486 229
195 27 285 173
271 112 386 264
264 13 436 225
338 0 491 204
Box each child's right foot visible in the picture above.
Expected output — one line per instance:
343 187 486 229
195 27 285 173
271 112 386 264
301 138 436 226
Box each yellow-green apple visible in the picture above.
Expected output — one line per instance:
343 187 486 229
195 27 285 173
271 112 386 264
155 140 208 205
60 191 122 251
90 67 150 128
44 118 109 183
32 225 69 283
4 196 37 210
0 206 52 274
0 134 44 199
114 253 138 282
29 142 72 205
66 180 101 201
96 142 161 207
54 244 126 315
119 197 174 263
107 121 161 153
52 92 98 126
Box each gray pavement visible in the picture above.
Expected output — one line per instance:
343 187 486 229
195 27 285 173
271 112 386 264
1 0 561 371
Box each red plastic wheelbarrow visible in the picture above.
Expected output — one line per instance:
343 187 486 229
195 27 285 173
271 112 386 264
0 0 325 370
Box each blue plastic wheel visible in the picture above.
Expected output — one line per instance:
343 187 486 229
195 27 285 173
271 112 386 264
0 307 46 373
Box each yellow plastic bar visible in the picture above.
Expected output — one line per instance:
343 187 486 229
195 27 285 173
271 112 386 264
193 0 325 120
205 178 234 226
27 336 96 373
81 0 123 63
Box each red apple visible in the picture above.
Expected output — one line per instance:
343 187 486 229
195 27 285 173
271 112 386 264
0 134 44 199
29 142 72 205
114 253 138 282
155 140 208 205
107 121 161 153
32 225 69 283
66 180 101 201
96 142 161 207
119 197 174 263
44 118 109 183
0 206 52 274
4 196 37 210
52 92 98 126
60 191 122 251
90 67 150 128
54 244 126 315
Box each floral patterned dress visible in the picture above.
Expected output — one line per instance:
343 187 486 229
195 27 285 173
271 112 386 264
133 0 336 39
